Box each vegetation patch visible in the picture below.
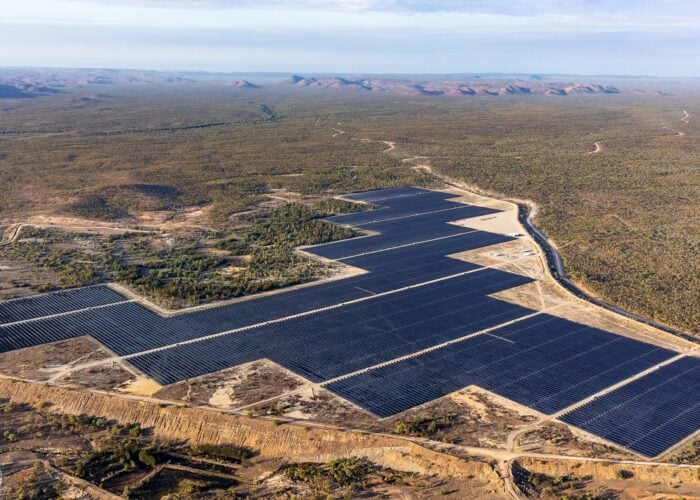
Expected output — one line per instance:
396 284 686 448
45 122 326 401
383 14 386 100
0 200 368 307
187 443 250 463
284 457 394 497
512 461 609 499
670 440 699 465
69 193 129 221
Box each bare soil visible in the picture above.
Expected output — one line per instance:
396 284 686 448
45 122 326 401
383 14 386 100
515 457 700 499
515 422 634 460
0 256 62 301
0 337 110 381
56 363 134 392
247 386 537 449
154 360 303 409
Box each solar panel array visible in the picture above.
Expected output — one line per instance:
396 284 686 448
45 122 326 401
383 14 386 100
128 269 534 384
0 285 127 325
561 356 700 457
0 186 696 457
326 314 676 417
0 190 517 355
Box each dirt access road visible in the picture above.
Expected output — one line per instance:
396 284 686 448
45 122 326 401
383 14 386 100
0 223 24 246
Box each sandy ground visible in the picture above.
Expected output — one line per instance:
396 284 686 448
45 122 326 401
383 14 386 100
154 360 303 408
0 337 110 381
119 376 163 397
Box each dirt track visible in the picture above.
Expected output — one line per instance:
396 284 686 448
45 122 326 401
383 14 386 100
0 223 24 246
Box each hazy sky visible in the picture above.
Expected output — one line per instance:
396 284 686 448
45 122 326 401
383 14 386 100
2 0 700 75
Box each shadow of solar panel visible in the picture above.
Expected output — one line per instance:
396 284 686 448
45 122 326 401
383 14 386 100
560 356 700 457
325 314 677 418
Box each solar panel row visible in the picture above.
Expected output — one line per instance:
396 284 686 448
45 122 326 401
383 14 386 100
325 314 676 418
129 269 535 384
326 191 468 226
0 285 127 325
0 230 517 355
341 186 430 202
561 356 700 457
311 208 498 260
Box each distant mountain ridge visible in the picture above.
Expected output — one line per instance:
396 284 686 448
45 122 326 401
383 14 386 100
227 79 262 89
0 68 678 99
0 82 60 98
0 68 198 98
285 75 623 96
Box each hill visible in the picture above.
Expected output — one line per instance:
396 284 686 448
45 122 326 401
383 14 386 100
286 75 622 96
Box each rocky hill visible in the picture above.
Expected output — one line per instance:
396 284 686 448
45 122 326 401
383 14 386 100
0 68 198 97
286 75 622 97
227 79 262 89
0 82 60 98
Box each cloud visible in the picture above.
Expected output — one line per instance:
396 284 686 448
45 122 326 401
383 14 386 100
4 21 699 76
80 0 700 15
3 0 699 75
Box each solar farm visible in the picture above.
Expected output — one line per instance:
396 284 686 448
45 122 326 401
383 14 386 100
0 187 697 459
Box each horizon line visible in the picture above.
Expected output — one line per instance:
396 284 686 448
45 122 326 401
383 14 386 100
2 65 700 80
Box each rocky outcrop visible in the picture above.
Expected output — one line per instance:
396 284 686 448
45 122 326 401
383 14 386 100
286 76 622 97
228 80 262 89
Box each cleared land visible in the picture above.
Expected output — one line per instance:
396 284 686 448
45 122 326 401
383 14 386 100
0 187 697 462
0 185 698 498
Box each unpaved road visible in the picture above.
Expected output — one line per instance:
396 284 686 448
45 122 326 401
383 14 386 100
682 110 690 124
380 140 396 153
589 141 602 154
411 160 692 341
0 223 24 246
354 137 396 153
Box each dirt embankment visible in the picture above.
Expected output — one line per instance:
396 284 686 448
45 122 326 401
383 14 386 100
518 457 700 490
0 379 500 486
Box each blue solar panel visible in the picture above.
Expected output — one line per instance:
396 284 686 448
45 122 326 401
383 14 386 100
560 356 700 457
0 285 127 325
325 314 677 418
129 269 535 384
311 206 500 260
342 187 433 202
0 190 518 355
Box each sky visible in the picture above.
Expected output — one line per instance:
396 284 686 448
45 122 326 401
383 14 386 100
1 0 700 76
